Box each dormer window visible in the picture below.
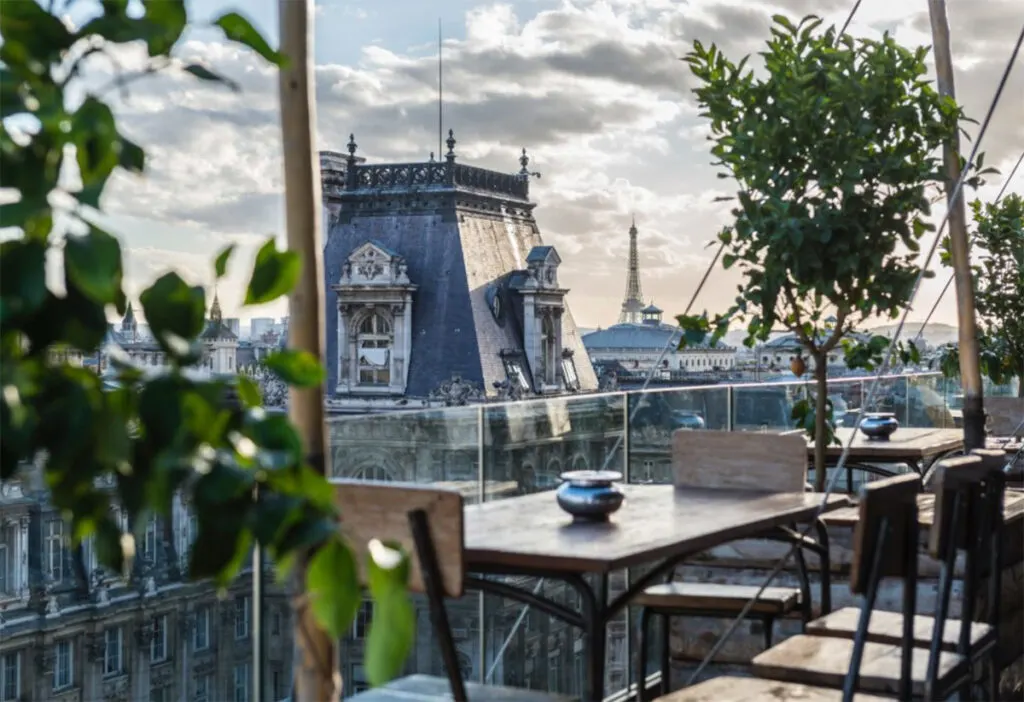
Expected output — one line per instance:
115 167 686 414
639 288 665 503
540 315 557 385
357 313 392 386
561 356 580 391
504 358 530 392
332 241 417 397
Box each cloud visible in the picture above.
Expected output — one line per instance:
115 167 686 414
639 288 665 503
90 0 1023 329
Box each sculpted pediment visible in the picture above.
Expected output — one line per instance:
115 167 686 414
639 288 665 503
340 241 412 286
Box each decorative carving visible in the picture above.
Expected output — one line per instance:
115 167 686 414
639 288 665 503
90 568 110 606
493 380 523 402
86 632 105 661
135 620 154 647
34 645 54 674
346 161 530 200
430 375 482 407
102 678 130 702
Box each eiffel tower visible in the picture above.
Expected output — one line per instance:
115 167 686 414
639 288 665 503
618 217 645 324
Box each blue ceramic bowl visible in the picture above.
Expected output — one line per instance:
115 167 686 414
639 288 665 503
556 470 625 522
860 412 899 440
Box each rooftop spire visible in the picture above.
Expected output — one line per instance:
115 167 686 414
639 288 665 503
618 218 644 324
210 289 223 324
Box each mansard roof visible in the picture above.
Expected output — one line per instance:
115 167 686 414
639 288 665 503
323 140 598 400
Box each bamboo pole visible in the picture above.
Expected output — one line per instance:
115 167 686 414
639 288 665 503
277 1 339 700
926 0 986 451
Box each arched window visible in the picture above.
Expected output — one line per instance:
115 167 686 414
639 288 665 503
357 313 392 386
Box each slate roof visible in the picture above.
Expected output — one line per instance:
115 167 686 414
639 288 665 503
323 158 598 399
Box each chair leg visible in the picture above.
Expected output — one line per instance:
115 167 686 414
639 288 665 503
637 607 653 702
986 657 999 700
660 613 672 695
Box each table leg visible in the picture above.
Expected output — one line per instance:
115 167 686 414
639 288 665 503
583 573 609 701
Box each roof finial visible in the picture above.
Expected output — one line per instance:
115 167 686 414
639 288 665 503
429 151 435 162
346 133 358 164
519 147 530 174
445 128 456 162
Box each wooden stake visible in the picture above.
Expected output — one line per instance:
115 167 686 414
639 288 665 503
277 1 339 700
926 0 986 451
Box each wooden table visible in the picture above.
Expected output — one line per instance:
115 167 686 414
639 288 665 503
808 428 964 493
463 485 849 700
822 491 1024 530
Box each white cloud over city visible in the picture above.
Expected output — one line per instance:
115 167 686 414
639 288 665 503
90 0 1023 329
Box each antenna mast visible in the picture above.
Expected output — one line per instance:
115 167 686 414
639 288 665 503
438 18 443 159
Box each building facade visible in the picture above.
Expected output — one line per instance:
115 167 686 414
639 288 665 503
321 133 598 416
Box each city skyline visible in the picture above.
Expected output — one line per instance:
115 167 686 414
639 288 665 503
54 0 1024 329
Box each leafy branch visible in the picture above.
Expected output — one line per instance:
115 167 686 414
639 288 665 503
0 0 413 689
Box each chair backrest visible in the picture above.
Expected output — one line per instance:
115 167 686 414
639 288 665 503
331 479 465 598
987 397 1024 437
927 454 991 559
849 472 922 595
671 429 807 492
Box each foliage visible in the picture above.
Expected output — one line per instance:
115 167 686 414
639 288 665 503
0 0 413 687
675 14 973 489
935 194 1024 396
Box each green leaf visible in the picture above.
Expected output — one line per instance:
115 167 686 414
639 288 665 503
64 224 124 306
139 272 206 352
264 350 324 387
94 515 126 574
245 238 300 305
214 12 287 66
118 136 145 174
214 243 235 279
0 0 75 63
184 64 241 92
142 0 187 56
0 237 48 325
237 375 262 407
365 540 415 687
306 536 362 639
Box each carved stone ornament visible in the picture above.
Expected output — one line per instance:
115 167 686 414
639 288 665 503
35 646 54 674
430 375 483 407
355 249 385 280
492 380 523 402
103 678 130 702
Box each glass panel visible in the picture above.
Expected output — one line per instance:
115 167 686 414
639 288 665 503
480 393 625 698
627 386 730 485
732 382 798 432
328 406 483 695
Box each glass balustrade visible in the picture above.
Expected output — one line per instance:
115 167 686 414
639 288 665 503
3 372 968 702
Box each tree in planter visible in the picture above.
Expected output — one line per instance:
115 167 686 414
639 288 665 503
0 0 412 690
675 14 969 491
936 194 1024 397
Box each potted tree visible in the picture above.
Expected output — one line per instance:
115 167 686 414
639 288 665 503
0 1 413 694
675 14 970 490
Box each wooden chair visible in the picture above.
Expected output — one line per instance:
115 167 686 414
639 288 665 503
986 397 1024 438
650 473 945 700
803 451 1007 698
331 479 573 702
747 471 971 699
635 431 831 700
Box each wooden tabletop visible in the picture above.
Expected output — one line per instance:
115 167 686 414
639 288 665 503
464 485 849 573
816 428 963 461
820 491 1024 529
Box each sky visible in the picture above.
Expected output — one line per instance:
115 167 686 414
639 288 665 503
52 0 1024 330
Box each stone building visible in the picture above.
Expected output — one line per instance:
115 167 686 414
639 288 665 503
320 132 598 415
583 305 736 376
